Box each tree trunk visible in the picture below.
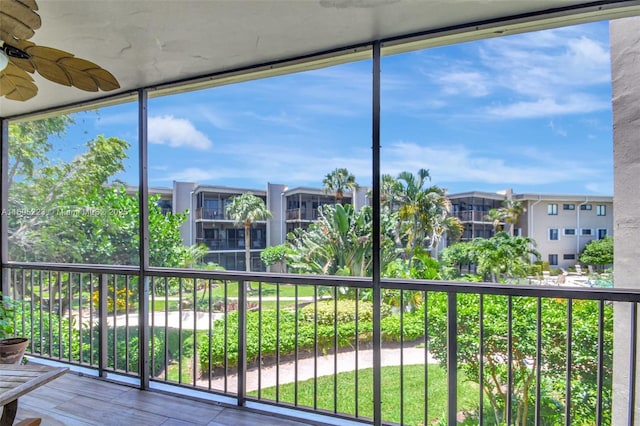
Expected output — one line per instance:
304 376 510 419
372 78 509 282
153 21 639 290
244 222 253 292
245 222 251 272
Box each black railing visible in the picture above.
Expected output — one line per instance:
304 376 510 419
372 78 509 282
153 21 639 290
197 207 226 220
452 210 497 223
286 208 320 221
3 262 637 425
196 238 266 250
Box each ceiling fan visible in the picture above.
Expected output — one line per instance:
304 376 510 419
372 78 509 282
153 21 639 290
0 0 120 101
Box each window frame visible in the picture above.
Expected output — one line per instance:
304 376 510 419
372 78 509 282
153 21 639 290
580 228 593 236
548 203 558 215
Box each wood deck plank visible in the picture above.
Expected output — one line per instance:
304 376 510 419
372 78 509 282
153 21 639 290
12 370 323 426
110 388 223 424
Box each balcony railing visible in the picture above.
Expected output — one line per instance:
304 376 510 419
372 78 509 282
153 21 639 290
197 207 226 220
452 210 498 223
196 238 266 250
286 208 320 221
3 263 637 425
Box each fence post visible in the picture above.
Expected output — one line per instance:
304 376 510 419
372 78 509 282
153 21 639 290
237 280 247 406
98 273 108 378
447 292 458 425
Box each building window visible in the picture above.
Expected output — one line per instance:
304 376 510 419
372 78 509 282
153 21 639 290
548 204 558 215
563 228 576 236
581 228 593 236
596 205 606 216
549 254 558 266
563 254 576 260
563 204 575 210
580 204 592 211
598 228 608 239
513 228 521 237
549 228 559 240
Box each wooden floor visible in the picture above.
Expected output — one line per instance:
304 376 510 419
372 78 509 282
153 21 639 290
12 369 326 426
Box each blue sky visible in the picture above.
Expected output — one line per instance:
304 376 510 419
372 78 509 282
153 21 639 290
55 20 612 196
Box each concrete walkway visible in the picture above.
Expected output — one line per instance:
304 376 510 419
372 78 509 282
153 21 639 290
200 345 436 393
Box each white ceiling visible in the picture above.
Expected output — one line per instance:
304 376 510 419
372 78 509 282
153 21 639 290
2 0 640 119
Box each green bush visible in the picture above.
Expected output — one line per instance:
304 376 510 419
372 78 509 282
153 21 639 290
380 309 425 342
17 302 169 376
198 302 424 373
300 300 390 325
534 261 550 272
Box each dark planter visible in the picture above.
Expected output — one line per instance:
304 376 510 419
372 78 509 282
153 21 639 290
0 337 29 364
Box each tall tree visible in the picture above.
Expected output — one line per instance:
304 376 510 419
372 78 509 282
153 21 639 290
7 117 192 267
225 193 272 272
579 236 613 268
322 167 359 205
501 199 524 236
394 169 460 252
485 199 525 236
484 208 504 233
286 204 397 277
441 232 539 283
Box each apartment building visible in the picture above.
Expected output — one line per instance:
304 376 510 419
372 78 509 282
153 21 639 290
448 191 613 269
170 182 365 271
162 182 612 271
515 193 613 269
448 191 505 241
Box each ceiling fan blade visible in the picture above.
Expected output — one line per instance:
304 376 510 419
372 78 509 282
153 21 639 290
59 57 120 92
28 45 74 86
0 0 41 42
0 62 37 101
13 44 120 92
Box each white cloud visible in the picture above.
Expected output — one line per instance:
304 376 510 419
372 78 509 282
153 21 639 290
382 141 598 187
198 108 233 130
584 181 613 194
411 24 612 119
242 111 307 130
165 167 220 182
437 71 490 97
479 29 610 97
148 115 212 150
548 121 567 137
485 95 609 119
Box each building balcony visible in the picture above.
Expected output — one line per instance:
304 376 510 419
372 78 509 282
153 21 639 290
452 210 497 223
196 238 266 250
286 208 320 221
197 208 226 221
3 263 633 426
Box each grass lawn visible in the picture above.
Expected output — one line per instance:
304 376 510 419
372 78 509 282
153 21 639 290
251 364 480 425
209 282 318 299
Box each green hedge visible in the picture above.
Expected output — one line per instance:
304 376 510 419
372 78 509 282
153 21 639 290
198 303 425 372
300 300 391 325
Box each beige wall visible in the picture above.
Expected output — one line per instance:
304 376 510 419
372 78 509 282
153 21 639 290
611 16 640 425
524 199 613 269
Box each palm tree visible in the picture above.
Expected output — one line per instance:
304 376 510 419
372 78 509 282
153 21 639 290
485 199 525 236
502 199 525 236
225 193 272 274
322 168 359 205
484 208 504 233
379 173 402 210
388 169 462 257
